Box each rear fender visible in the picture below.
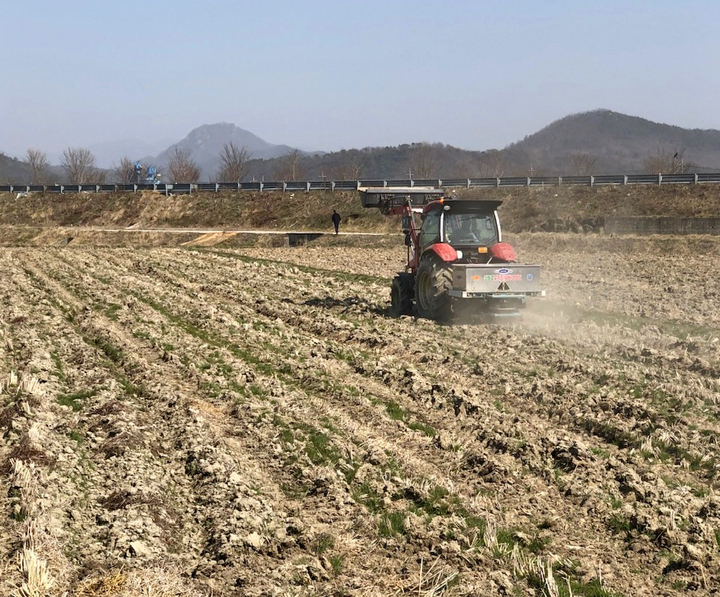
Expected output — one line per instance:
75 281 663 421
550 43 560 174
490 242 516 262
425 243 457 263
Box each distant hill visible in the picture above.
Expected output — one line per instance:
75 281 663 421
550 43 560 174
244 110 720 179
0 153 32 184
4 110 720 182
152 123 297 179
241 144 485 181
502 109 720 174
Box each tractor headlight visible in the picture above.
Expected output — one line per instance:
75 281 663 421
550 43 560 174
455 250 463 259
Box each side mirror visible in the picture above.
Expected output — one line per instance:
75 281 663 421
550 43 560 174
401 215 412 232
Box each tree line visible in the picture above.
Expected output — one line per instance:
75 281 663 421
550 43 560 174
21 142 255 185
18 142 700 185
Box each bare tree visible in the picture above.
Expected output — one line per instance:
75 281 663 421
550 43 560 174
217 142 251 182
114 156 136 184
478 150 508 178
643 148 694 174
167 147 200 183
274 149 305 181
62 147 99 184
331 154 365 180
408 142 438 178
570 152 597 175
26 149 49 184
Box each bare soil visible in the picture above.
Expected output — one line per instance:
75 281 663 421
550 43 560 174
2 234 720 596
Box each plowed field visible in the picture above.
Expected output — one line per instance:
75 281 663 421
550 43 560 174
2 235 720 596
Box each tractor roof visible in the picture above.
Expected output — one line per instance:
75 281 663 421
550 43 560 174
423 199 503 214
359 187 444 209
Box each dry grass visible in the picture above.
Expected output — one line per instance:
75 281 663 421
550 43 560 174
2 437 55 476
72 568 210 597
99 490 163 511
7 460 67 597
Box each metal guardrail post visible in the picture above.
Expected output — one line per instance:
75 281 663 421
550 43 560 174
466 179 471 188
526 177 531 186
558 177 562 186
331 182 336 191
623 175 628 185
60 185 64 194
306 182 311 192
695 173 699 184
590 176 594 187
282 182 287 192
496 178 500 187
658 174 662 185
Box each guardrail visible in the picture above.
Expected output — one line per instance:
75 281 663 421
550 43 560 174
3 172 720 194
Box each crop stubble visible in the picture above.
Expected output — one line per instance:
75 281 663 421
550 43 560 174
1 236 720 596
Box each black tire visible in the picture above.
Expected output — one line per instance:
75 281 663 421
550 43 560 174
415 255 453 321
389 273 415 317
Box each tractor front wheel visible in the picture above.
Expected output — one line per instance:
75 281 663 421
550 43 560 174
389 273 415 317
415 256 453 321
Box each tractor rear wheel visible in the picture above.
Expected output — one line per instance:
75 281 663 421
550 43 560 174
389 273 415 317
415 255 453 321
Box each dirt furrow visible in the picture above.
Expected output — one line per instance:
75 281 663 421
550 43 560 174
5 244 720 596
27 250 487 595
49 247 716 592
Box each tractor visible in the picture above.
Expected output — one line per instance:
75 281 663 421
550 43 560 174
360 187 544 321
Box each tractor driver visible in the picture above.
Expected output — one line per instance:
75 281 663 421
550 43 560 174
446 214 479 244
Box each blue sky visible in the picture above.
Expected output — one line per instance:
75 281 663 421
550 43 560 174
2 0 719 158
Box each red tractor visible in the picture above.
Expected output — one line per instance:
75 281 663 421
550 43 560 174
360 187 544 321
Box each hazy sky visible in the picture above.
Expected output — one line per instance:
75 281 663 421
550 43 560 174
3 0 719 158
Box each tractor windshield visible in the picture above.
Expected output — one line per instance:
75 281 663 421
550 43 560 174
443 212 498 246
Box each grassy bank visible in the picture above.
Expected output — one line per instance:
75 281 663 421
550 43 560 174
1 184 718 234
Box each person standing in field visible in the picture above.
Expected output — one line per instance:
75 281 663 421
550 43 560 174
331 210 341 235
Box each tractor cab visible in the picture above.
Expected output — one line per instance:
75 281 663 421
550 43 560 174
420 199 505 263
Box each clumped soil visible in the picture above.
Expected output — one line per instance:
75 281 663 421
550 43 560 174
1 233 720 596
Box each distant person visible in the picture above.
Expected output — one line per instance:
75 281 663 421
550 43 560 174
331 210 341 235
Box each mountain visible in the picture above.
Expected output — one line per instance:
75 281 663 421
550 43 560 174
502 109 720 174
4 111 720 183
152 123 297 179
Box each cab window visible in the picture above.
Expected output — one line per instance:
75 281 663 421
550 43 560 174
418 210 441 249
445 213 497 245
